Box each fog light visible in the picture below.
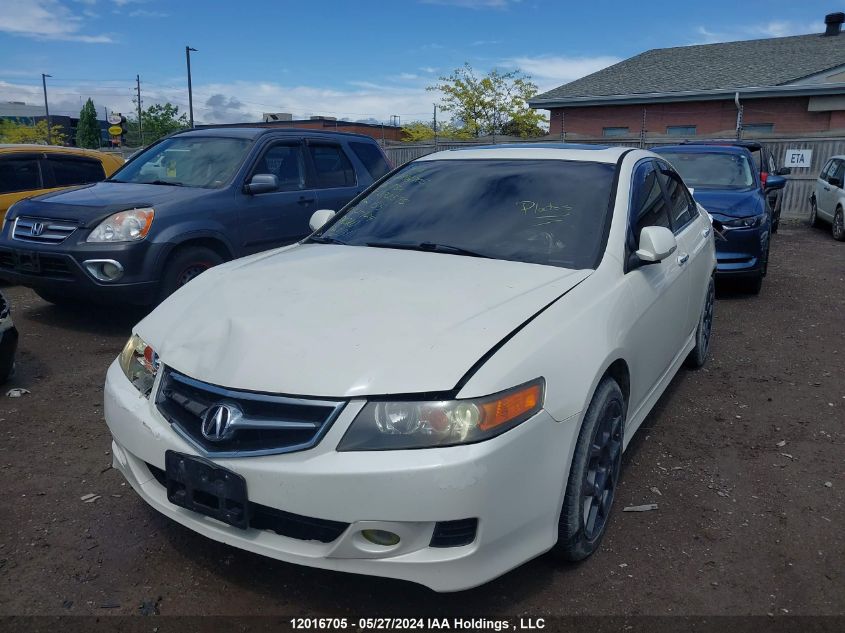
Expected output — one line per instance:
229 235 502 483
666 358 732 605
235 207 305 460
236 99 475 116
83 259 124 282
361 529 400 546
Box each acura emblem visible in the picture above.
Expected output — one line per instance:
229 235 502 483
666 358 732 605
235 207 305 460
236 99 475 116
201 403 242 442
30 222 45 237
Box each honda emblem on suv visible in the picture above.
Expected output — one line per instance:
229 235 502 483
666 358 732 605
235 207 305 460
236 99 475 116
30 222 45 237
201 404 242 441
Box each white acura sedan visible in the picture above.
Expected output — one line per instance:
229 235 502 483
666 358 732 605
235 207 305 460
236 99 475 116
105 145 715 592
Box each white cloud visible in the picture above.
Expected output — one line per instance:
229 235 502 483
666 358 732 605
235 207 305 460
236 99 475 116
503 55 622 91
128 9 168 18
692 20 822 44
0 0 113 43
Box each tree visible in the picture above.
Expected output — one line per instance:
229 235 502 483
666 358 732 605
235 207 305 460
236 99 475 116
401 120 475 143
126 102 189 146
0 119 67 145
76 98 101 148
428 63 548 138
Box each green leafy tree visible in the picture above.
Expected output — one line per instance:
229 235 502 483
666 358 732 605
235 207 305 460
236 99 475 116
0 119 67 145
76 98 101 148
126 102 189 146
401 120 475 143
428 63 547 138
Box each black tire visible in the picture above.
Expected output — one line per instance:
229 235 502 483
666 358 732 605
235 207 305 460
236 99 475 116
809 198 822 228
552 376 625 561
158 246 223 303
833 207 845 242
685 276 715 369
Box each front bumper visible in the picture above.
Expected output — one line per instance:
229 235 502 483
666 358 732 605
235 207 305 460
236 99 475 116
104 362 578 592
714 225 768 276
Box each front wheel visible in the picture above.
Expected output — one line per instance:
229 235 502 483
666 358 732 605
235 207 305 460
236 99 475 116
809 199 821 228
552 376 625 561
158 246 223 303
685 276 715 368
833 207 845 242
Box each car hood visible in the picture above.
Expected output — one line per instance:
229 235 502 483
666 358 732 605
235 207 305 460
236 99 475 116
15 182 210 225
692 188 764 219
136 244 591 398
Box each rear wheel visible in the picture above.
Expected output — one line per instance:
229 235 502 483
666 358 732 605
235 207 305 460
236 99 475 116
685 276 715 369
833 207 845 242
158 246 223 303
552 376 625 561
809 198 821 228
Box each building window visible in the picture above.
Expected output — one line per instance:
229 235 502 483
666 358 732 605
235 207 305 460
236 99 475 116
666 125 696 136
602 127 629 137
743 123 774 134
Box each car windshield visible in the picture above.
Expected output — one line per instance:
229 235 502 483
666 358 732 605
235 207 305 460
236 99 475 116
110 136 252 188
316 158 616 269
658 151 755 190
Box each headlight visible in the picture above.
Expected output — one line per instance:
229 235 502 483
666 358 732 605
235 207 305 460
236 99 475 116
88 208 154 242
337 379 544 451
1 202 19 234
722 213 766 229
118 334 159 395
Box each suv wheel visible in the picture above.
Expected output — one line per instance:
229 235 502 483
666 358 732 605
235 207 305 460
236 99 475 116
552 376 625 561
159 246 223 303
833 207 845 242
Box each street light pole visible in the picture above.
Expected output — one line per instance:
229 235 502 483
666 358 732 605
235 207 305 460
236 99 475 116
185 46 197 128
41 73 52 144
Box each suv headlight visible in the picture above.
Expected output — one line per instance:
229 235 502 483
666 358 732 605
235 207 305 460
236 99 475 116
118 334 159 396
337 379 544 451
1 202 19 235
722 213 766 229
88 208 154 242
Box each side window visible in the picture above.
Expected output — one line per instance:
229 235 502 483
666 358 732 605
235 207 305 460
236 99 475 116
307 143 356 188
349 141 389 180
659 168 696 231
821 160 836 180
47 156 106 187
250 142 305 191
631 161 671 247
833 161 845 185
0 157 42 194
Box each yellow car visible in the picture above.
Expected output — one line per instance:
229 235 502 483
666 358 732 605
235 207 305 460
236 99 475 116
0 145 124 223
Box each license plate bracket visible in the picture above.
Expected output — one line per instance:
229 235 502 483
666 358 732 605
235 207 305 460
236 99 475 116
164 450 250 529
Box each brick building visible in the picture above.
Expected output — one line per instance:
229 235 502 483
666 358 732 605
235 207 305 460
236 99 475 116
529 12 845 140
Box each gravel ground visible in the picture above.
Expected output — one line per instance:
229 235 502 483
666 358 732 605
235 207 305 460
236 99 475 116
0 220 842 618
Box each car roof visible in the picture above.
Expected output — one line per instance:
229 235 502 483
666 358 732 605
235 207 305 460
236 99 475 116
675 139 764 151
653 144 750 156
180 126 379 142
417 143 631 164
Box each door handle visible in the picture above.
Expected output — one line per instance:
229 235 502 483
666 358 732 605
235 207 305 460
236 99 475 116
297 197 315 205
677 252 689 266
823 186 831 191
702 227 711 238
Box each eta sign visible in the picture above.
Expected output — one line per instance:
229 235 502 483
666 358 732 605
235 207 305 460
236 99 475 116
785 149 812 168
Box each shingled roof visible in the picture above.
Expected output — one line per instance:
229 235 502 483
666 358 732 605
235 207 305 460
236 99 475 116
530 30 845 106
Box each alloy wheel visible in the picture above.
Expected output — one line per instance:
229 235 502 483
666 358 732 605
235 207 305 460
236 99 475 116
700 279 715 355
177 263 211 287
581 398 623 541
835 209 845 241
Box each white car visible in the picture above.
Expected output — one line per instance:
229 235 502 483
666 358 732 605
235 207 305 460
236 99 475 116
104 145 716 592
810 154 845 240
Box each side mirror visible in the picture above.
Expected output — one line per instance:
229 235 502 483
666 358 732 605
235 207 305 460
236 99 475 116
636 226 677 263
828 176 843 189
244 173 278 195
309 209 336 232
765 174 787 190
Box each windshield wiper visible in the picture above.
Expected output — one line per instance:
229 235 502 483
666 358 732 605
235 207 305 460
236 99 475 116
308 235 348 245
138 180 185 186
365 241 492 259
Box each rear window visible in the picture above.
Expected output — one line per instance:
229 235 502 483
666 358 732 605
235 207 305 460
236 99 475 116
0 157 41 194
308 144 356 188
349 141 390 180
658 151 755 190
47 156 105 187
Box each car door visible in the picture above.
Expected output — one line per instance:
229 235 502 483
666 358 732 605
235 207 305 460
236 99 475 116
623 159 691 414
657 162 709 336
238 139 318 254
305 140 361 212
0 153 44 215
823 161 845 223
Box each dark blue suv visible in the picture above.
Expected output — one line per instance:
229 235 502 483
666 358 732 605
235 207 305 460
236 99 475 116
653 144 785 294
0 127 390 305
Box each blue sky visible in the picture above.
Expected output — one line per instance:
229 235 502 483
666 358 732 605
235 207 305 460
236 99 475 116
0 0 834 124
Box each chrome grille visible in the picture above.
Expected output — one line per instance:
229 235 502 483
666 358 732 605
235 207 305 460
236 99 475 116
13 217 77 244
155 367 346 457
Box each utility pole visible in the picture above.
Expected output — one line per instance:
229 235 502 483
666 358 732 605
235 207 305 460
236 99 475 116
433 104 437 150
559 110 565 142
41 73 52 144
135 74 143 145
735 92 744 141
186 46 197 128
639 107 647 148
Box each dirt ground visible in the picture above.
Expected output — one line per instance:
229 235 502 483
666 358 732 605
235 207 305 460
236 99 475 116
0 220 842 619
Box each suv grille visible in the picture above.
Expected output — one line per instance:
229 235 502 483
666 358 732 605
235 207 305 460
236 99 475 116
13 217 77 244
155 367 346 457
